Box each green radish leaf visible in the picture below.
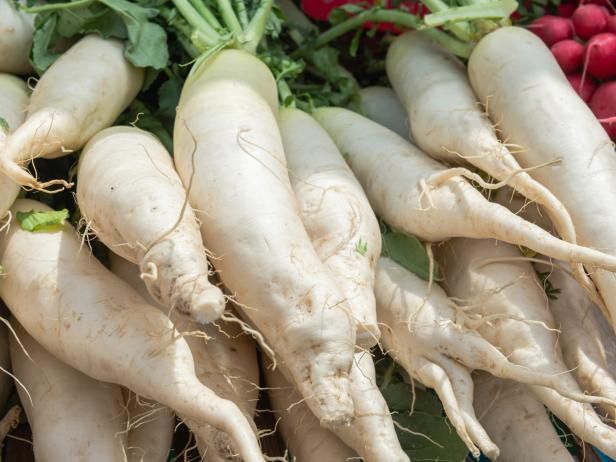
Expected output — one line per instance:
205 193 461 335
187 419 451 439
16 209 69 232
31 14 63 74
381 230 437 281
0 117 9 135
157 77 183 120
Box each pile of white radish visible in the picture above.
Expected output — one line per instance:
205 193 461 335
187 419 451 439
3 2 616 459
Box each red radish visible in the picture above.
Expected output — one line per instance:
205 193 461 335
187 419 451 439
572 4 608 39
607 16 616 33
590 81 616 138
558 2 577 17
584 33 616 79
551 39 584 72
529 16 574 46
567 73 598 101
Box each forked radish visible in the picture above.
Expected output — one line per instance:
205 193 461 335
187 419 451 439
174 50 355 426
468 26 616 328
279 108 381 347
437 238 616 458
473 373 575 462
0 199 264 462
10 319 128 462
0 35 143 191
0 74 28 219
77 126 225 324
358 86 410 140
0 0 33 74
313 108 616 272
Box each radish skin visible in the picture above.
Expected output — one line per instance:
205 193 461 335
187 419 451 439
77 126 225 324
0 74 28 219
0 35 143 190
467 26 616 328
313 108 616 271
473 373 575 462
279 108 381 347
174 49 355 426
438 238 616 458
0 0 33 74
358 86 410 140
0 199 265 462
10 319 128 462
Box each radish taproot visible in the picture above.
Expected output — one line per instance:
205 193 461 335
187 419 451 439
173 50 355 427
0 199 265 462
358 86 410 140
77 126 226 324
0 0 33 74
279 108 381 347
468 26 616 327
0 35 143 191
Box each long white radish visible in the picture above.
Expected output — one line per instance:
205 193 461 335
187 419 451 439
124 389 175 462
358 86 410 140
313 108 616 271
0 0 33 74
0 199 265 462
279 108 381 347
109 253 261 461
468 26 616 328
438 238 616 458
264 358 358 462
0 74 28 219
174 49 355 426
77 126 226 323
0 35 143 191
473 373 575 462
10 319 128 462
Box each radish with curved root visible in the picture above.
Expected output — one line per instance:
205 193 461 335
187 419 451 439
77 126 225 324
0 199 265 462
0 74 28 219
0 34 143 191
279 108 381 347
473 373 575 462
467 26 616 328
174 50 355 427
10 319 128 462
358 86 410 140
313 108 616 272
264 357 358 462
0 0 33 74
385 31 594 300
110 253 261 461
437 238 616 458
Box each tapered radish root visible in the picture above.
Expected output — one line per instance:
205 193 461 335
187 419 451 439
174 49 355 426
467 26 616 329
0 74 28 219
0 1 33 74
0 199 265 462
0 35 143 191
77 126 225 324
314 108 616 272
358 86 410 140
280 108 381 347
10 319 128 462
438 238 616 458
473 373 575 462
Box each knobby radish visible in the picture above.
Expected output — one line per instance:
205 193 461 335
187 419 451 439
279 108 381 347
358 86 410 140
10 319 128 462
313 108 616 272
468 26 616 327
264 360 357 462
529 16 574 45
0 35 144 191
109 254 261 461
77 126 225 324
0 74 28 219
437 238 616 458
173 50 355 426
0 0 33 74
0 199 264 462
473 373 575 462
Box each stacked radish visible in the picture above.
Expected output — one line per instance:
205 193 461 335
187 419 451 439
530 2 616 138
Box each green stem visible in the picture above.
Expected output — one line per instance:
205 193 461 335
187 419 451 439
234 0 250 28
422 28 473 57
242 0 274 53
22 0 93 12
171 0 220 45
189 0 223 30
419 0 473 41
424 0 517 27
216 0 243 35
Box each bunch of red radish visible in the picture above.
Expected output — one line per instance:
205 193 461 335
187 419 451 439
529 1 616 139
